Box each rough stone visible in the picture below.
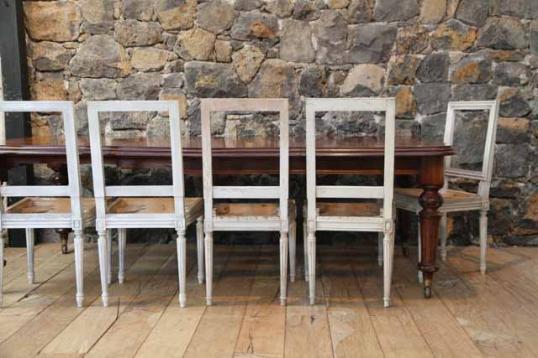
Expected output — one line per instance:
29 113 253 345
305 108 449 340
455 0 489 27
312 10 347 64
108 112 150 130
31 73 67 100
449 54 492 84
328 0 350 9
131 48 170 72
162 73 184 88
30 42 72 72
416 52 449 83
280 19 315 63
232 45 265 83
117 73 161 99
495 144 529 178
419 0 446 24
114 20 162 47
392 85 416 118
292 0 320 20
499 88 531 118
497 118 530 144
176 28 216 61
155 0 197 31
148 115 171 139
80 78 117 100
159 88 188 119
431 19 477 51
478 17 527 50
346 0 372 23
420 112 446 140
231 12 279 41
386 55 422 85
197 0 235 33
414 83 451 115
264 0 294 17
374 0 419 21
123 0 153 21
248 59 299 100
299 66 327 97
24 1 81 42
340 64 385 96
493 63 530 86
80 0 114 34
235 0 262 10
185 61 247 97
70 35 131 78
215 40 233 63
496 0 528 18
394 25 430 54
452 84 497 101
347 23 397 64
530 21 538 56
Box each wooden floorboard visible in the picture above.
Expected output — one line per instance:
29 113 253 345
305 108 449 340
4 243 538 357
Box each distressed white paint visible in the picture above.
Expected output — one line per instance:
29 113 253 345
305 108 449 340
200 98 296 306
304 97 396 307
87 101 203 307
395 100 500 275
0 101 87 307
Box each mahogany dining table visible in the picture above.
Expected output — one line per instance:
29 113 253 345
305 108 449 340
0 134 454 298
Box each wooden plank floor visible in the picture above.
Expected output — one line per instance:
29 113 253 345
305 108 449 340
1 242 538 357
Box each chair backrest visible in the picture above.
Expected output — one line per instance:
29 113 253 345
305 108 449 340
0 101 83 229
443 101 500 199
305 98 396 228
201 98 289 232
87 101 185 231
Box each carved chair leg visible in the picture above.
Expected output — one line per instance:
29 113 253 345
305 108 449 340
417 216 423 284
377 232 383 267
177 230 187 307
106 230 112 285
26 228 35 284
303 221 308 282
74 230 84 308
280 231 289 306
383 232 395 308
307 231 316 305
440 213 448 262
204 232 213 306
289 221 296 282
118 228 126 284
0 230 4 306
97 231 109 307
480 210 488 274
196 217 204 284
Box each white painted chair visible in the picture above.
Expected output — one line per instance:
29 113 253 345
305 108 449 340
305 98 396 307
395 101 500 277
0 101 93 307
87 101 204 307
201 98 296 306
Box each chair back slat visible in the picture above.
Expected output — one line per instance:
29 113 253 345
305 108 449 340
305 98 396 228
443 101 500 199
200 98 289 232
87 101 186 231
0 101 83 229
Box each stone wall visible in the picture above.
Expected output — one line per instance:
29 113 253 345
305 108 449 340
23 0 538 245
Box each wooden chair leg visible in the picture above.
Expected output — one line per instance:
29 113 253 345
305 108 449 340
480 210 488 274
97 231 109 307
303 221 308 282
440 213 448 262
289 221 296 283
106 230 112 285
196 217 204 284
0 230 4 306
383 232 395 308
177 230 187 307
74 229 84 308
118 228 126 284
280 230 288 306
26 228 35 284
204 232 213 306
377 232 383 267
307 231 316 305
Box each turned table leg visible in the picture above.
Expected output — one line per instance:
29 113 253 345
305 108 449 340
418 156 444 298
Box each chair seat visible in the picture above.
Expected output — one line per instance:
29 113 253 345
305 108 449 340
395 188 485 213
107 197 203 225
316 202 381 217
304 202 385 232
212 201 296 232
4 197 95 228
